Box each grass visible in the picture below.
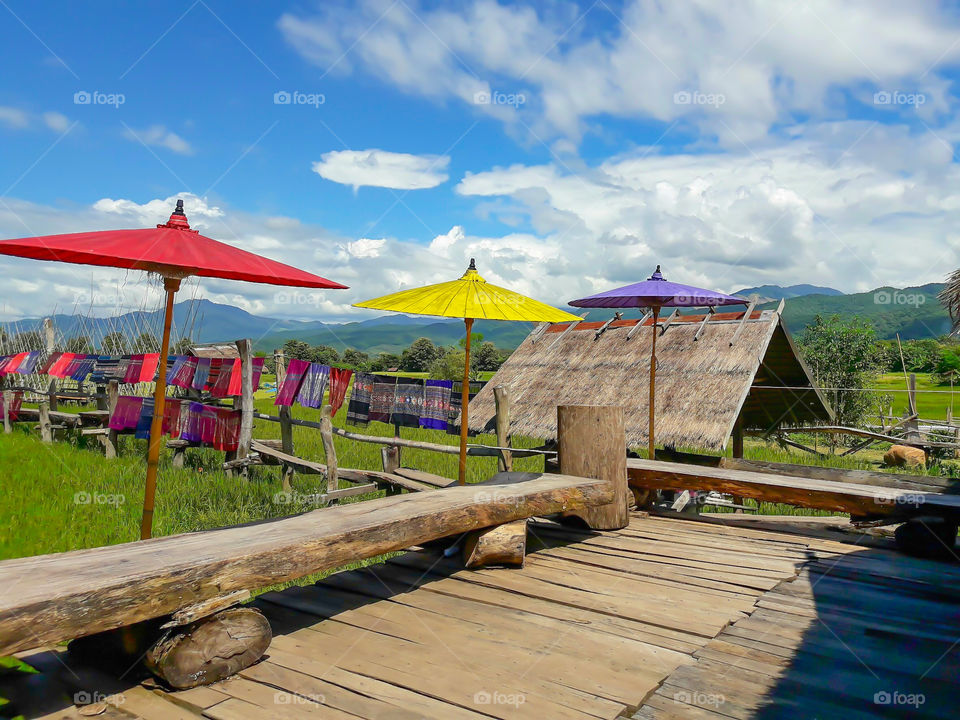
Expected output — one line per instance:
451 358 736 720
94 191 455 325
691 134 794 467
871 372 960 420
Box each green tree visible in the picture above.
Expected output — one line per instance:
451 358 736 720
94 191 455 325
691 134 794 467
428 348 478 381
65 336 93 354
458 332 484 350
282 339 312 361
934 348 960 384
401 337 441 372
172 336 194 355
101 332 126 354
798 315 886 428
472 341 504 371
12 330 43 350
368 352 400 372
342 348 369 369
133 332 160 353
310 344 340 365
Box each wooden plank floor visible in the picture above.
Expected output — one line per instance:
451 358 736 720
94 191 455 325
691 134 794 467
9 513 960 719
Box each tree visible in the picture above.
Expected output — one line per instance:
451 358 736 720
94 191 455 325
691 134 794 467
342 348 369 370
282 339 312 361
428 348 478 381
934 348 960 385
310 344 340 365
798 315 886 428
368 352 400 372
401 337 441 372
12 330 43 350
458 332 484 350
172 336 194 355
472 341 504 371
65 336 93 354
133 332 160 353
101 332 126 354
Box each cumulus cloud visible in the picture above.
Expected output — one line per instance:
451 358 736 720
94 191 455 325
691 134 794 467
0 106 72 132
311 149 449 190
0 106 29 129
123 125 193 155
42 112 70 132
279 0 960 144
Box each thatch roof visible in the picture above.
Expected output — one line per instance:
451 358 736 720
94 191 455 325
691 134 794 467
940 269 960 332
468 307 833 451
189 342 240 359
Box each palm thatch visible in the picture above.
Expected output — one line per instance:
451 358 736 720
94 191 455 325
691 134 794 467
939 269 960 332
468 308 833 451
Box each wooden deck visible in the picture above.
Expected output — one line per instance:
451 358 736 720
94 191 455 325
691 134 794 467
10 513 960 719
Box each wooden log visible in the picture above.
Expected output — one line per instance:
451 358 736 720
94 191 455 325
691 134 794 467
104 380 119 459
235 339 254 479
39 400 52 443
0 471 612 655
463 519 527 568
627 458 960 518
493 385 512 472
320 404 338 494
763 425 957 449
558 404 630 530
162 590 251 628
43 317 57 411
381 445 400 474
146 607 272 689
2 389 10 434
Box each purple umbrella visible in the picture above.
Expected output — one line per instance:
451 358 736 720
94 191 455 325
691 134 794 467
569 266 747 458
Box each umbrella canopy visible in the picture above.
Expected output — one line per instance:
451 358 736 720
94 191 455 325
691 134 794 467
0 199 347 539
569 266 746 309
354 259 579 484
569 266 747 460
354 259 579 322
0 201 346 289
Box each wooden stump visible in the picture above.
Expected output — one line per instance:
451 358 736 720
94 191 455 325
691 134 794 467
463 519 527 568
558 405 630 530
145 607 271 689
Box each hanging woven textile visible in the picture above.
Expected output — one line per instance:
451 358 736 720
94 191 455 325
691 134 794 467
212 407 241 451
0 391 23 421
134 398 155 439
275 358 310 406
296 363 330 408
191 357 211 391
138 353 160 383
251 356 265 391
391 376 424 427
13 350 41 375
38 352 62 376
109 396 143 432
346 372 374 426
420 379 452 431
328 367 353 416
69 356 96 381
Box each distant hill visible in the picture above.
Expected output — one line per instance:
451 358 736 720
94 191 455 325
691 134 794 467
3 285 951 353
734 284 844 302
766 283 951 340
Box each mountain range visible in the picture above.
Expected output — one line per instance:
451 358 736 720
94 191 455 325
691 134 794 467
1 284 953 353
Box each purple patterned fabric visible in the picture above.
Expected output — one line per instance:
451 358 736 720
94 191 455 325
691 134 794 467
109 396 143 431
296 363 330 408
275 358 310 406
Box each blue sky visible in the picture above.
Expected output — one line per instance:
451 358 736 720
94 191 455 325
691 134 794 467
2 0 960 321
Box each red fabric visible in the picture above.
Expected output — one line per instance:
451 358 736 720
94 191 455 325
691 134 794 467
209 359 236 397
212 407 241 451
49 352 77 378
226 358 242 396
163 400 183 437
0 391 23 420
328 367 353 416
38 352 63 375
204 358 224 391
0 225 347 289
2 352 28 375
139 353 160 383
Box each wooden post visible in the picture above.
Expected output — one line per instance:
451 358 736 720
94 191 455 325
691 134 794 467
104 380 119 458
558 405 629 530
320 404 338 495
235 340 254 479
1 389 10 434
731 414 745 511
43 317 57 412
648 306 659 459
273 349 295 491
39 400 52 442
493 385 512 472
381 445 400 474
458 317 474 485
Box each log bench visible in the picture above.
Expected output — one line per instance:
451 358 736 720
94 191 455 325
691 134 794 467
0 471 613 687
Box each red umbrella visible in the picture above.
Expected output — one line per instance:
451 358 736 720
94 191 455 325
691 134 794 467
0 199 347 539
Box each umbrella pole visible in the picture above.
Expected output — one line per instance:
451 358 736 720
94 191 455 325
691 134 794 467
140 277 181 540
458 317 474 485
648 306 659 460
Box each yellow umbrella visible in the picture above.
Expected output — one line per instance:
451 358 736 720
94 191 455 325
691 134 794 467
354 259 580 484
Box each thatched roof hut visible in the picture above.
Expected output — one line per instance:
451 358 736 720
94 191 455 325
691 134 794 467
940 270 960 331
468 306 833 451
189 342 240 359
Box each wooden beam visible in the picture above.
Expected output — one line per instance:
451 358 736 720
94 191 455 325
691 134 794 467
493 385 512 472
0 472 613 655
627 458 960 518
768 425 957 449
548 312 588 349
39 400 51 443
693 306 716 341
2 389 10 434
658 308 679 336
273 349 295 491
558 404 629 530
463 519 527 568
235 339 254 477
626 309 653 340
320 404 338 494
729 299 758 346
594 312 623 340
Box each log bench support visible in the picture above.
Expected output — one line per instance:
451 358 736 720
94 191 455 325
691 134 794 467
463 519 527 568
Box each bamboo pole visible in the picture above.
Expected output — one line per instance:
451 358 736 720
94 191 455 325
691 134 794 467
140 277 180 541
458 317 474 485
320 404 338 494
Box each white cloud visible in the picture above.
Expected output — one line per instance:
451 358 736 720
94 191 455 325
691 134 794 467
311 149 449 190
280 0 960 144
42 112 70 132
123 125 193 155
345 238 387 258
0 106 29 129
